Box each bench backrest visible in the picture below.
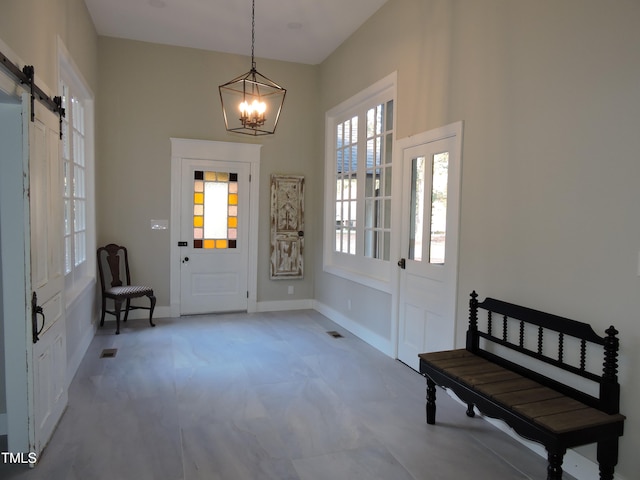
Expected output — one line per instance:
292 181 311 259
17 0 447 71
466 291 620 414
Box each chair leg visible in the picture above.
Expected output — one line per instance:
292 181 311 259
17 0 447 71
100 297 106 327
123 298 131 322
114 298 123 335
148 293 156 327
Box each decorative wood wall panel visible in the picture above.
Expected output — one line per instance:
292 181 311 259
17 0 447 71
270 175 304 279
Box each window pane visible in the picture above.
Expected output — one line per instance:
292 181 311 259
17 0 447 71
351 116 358 143
385 133 393 164
383 231 390 261
64 236 72 275
376 104 384 135
74 165 85 198
74 230 86 266
364 229 374 257
74 199 85 232
384 199 391 229
365 170 375 198
409 156 425 261
204 181 228 239
384 166 392 196
429 152 449 264
385 100 394 131
365 199 374 228
64 199 71 235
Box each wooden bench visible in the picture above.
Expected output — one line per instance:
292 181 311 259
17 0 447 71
419 291 625 480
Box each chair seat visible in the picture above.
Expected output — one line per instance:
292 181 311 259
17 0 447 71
105 285 153 298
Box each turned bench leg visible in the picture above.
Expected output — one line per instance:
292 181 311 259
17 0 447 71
426 377 436 424
466 403 475 417
546 448 566 480
597 437 618 480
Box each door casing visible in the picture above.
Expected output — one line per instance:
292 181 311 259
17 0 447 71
392 121 463 368
170 138 261 316
179 159 251 314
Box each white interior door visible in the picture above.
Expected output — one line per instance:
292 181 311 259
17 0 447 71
29 101 67 455
179 159 250 314
397 123 462 370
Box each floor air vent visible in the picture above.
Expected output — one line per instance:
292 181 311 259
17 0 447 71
100 348 118 358
327 331 344 339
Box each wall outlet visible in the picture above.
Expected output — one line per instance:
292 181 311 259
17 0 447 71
347 299 352 311
288 285 294 295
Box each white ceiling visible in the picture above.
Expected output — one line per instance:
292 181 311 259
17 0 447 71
84 0 388 65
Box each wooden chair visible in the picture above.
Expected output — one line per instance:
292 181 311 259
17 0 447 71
97 243 156 334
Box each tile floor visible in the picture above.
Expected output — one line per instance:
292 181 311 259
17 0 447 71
0 310 568 480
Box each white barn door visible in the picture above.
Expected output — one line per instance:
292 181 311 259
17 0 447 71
0 91 66 457
29 100 67 455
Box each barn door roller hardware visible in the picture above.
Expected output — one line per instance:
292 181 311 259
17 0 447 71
1 50 65 138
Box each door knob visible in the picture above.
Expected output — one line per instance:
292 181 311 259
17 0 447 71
397 258 406 269
183 256 189 263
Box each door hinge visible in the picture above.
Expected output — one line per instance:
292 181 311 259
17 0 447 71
247 291 249 298
249 174 252 182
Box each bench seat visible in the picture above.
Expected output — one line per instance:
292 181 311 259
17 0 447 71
420 349 625 436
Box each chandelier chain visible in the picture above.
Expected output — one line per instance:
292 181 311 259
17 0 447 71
251 0 256 70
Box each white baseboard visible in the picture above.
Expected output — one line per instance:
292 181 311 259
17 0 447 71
256 299 314 312
312 300 394 357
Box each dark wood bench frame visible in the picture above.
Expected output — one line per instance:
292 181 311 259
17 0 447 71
419 291 625 480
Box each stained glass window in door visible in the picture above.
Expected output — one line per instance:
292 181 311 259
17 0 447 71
193 171 238 248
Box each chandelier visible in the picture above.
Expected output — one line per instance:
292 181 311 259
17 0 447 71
218 0 286 136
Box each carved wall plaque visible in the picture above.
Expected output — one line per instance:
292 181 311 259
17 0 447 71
270 174 304 279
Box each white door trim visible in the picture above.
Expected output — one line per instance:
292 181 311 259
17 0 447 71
391 121 464 361
170 138 261 316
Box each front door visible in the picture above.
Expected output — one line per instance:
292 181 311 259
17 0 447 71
179 159 251 314
396 122 463 370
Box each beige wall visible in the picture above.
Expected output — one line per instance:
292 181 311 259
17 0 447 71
0 0 97 94
317 0 640 477
96 37 319 306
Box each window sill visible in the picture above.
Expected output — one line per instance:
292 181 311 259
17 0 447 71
323 263 392 294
